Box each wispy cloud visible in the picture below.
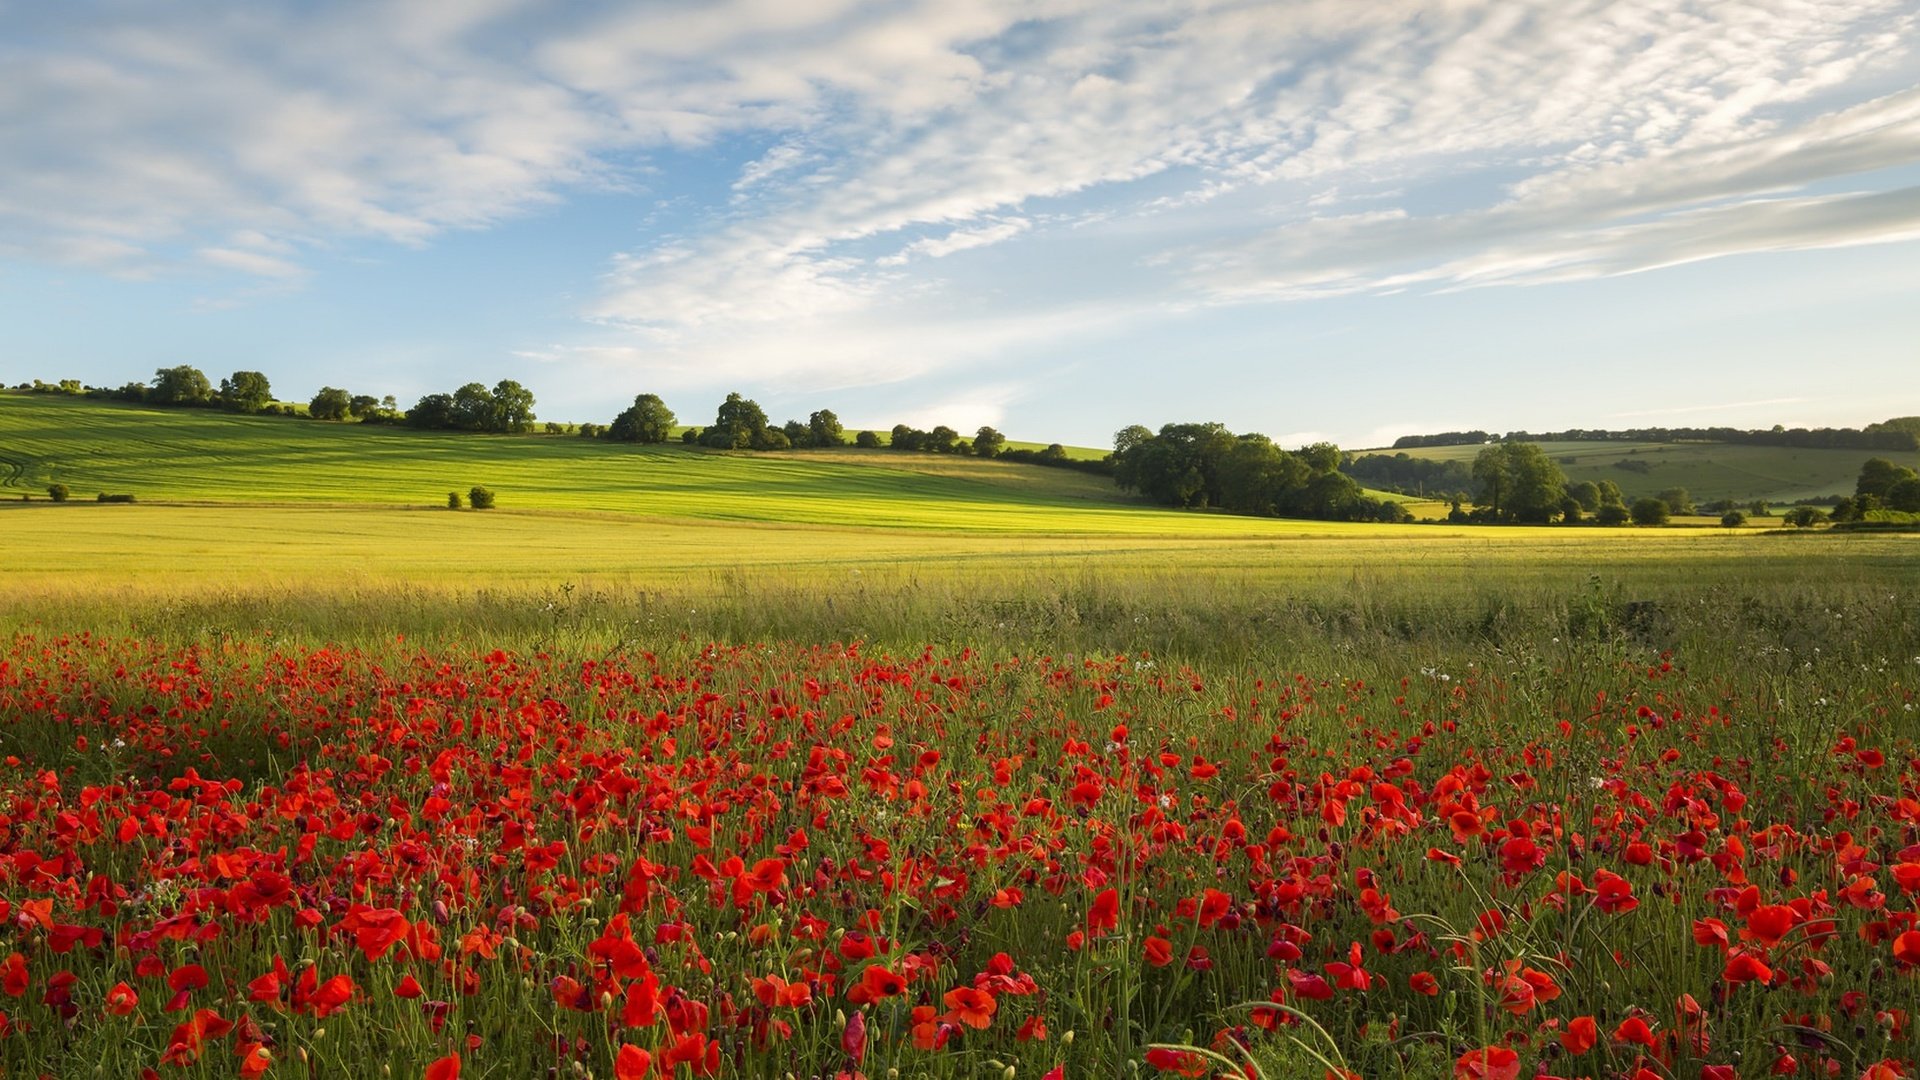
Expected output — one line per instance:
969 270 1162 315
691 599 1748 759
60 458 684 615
2 0 1917 402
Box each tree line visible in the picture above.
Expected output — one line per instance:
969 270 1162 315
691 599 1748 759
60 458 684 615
14 370 1106 475
1391 423 1918 452
1108 423 1412 523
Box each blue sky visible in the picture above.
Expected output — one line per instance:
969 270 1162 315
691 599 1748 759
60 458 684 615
3 0 1918 448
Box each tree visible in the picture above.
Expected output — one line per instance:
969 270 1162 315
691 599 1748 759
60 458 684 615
408 394 456 429
1471 443 1568 523
1720 510 1747 528
855 430 881 448
1629 497 1670 526
349 394 381 419
1595 503 1630 526
925 426 960 453
218 371 273 413
808 410 845 448
781 419 811 448
487 380 536 433
447 491 463 509
451 383 494 430
468 486 496 510
973 426 1006 458
1113 425 1154 457
309 386 353 421
1596 480 1625 507
1655 487 1694 515
1567 481 1602 513
608 394 676 443
701 392 769 449
151 365 214 406
1857 458 1919 501
1889 477 1920 512
889 425 922 451
1747 499 1770 517
1216 435 1305 516
46 484 69 502
760 428 792 450
1783 506 1826 527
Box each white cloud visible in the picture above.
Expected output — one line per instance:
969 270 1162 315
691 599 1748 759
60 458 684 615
3 0 1918 396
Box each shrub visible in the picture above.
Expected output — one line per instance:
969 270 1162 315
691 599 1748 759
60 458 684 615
46 483 69 503
1720 510 1746 528
1629 498 1670 526
1783 506 1827 528
1594 503 1631 526
96 493 136 504
447 491 463 510
855 430 881 448
468 486 496 510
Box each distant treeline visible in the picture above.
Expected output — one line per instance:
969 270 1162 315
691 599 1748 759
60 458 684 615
1340 453 1473 497
1389 430 1492 448
1109 423 1412 523
1391 423 1918 452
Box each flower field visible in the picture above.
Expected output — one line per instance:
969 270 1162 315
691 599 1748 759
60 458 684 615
0 629 1916 1079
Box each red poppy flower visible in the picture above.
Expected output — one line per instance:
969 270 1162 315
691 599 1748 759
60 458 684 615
1454 1046 1520 1080
614 1044 652 1080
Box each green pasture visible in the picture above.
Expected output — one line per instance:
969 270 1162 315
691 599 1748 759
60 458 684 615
1378 438 1915 503
0 393 1404 529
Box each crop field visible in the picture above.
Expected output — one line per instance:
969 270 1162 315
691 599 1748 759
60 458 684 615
5 393 1920 1080
1378 439 1919 505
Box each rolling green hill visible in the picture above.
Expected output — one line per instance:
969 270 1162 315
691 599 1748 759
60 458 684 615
0 392 1402 535
1371 439 1913 504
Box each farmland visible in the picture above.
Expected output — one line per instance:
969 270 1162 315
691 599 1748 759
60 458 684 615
3 391 1920 1080
1375 439 1918 505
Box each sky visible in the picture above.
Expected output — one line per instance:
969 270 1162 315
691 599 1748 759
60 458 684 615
2 0 1918 450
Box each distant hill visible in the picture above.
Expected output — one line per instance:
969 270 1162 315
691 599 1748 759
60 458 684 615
3 392 1428 534
1362 439 1917 504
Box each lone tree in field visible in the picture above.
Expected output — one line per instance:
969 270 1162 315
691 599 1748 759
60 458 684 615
309 386 352 420
150 365 214 406
46 484 69 502
1630 497 1671 526
217 371 274 413
608 393 676 443
468 486 495 509
447 491 463 509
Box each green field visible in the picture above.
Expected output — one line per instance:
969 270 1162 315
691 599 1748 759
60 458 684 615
5 391 1916 655
0 392 1421 530
1374 438 1916 503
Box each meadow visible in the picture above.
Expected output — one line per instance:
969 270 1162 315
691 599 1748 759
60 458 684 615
4 391 1920 1079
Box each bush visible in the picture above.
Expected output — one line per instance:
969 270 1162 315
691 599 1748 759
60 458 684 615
96 493 136 504
1720 510 1746 528
1594 504 1631 526
46 484 69 503
855 430 881 448
468 486 496 510
1783 506 1827 528
1629 498 1670 526
447 491 463 510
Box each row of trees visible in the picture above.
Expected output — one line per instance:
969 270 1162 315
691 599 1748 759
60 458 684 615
405 381 537 434
1110 423 1411 523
